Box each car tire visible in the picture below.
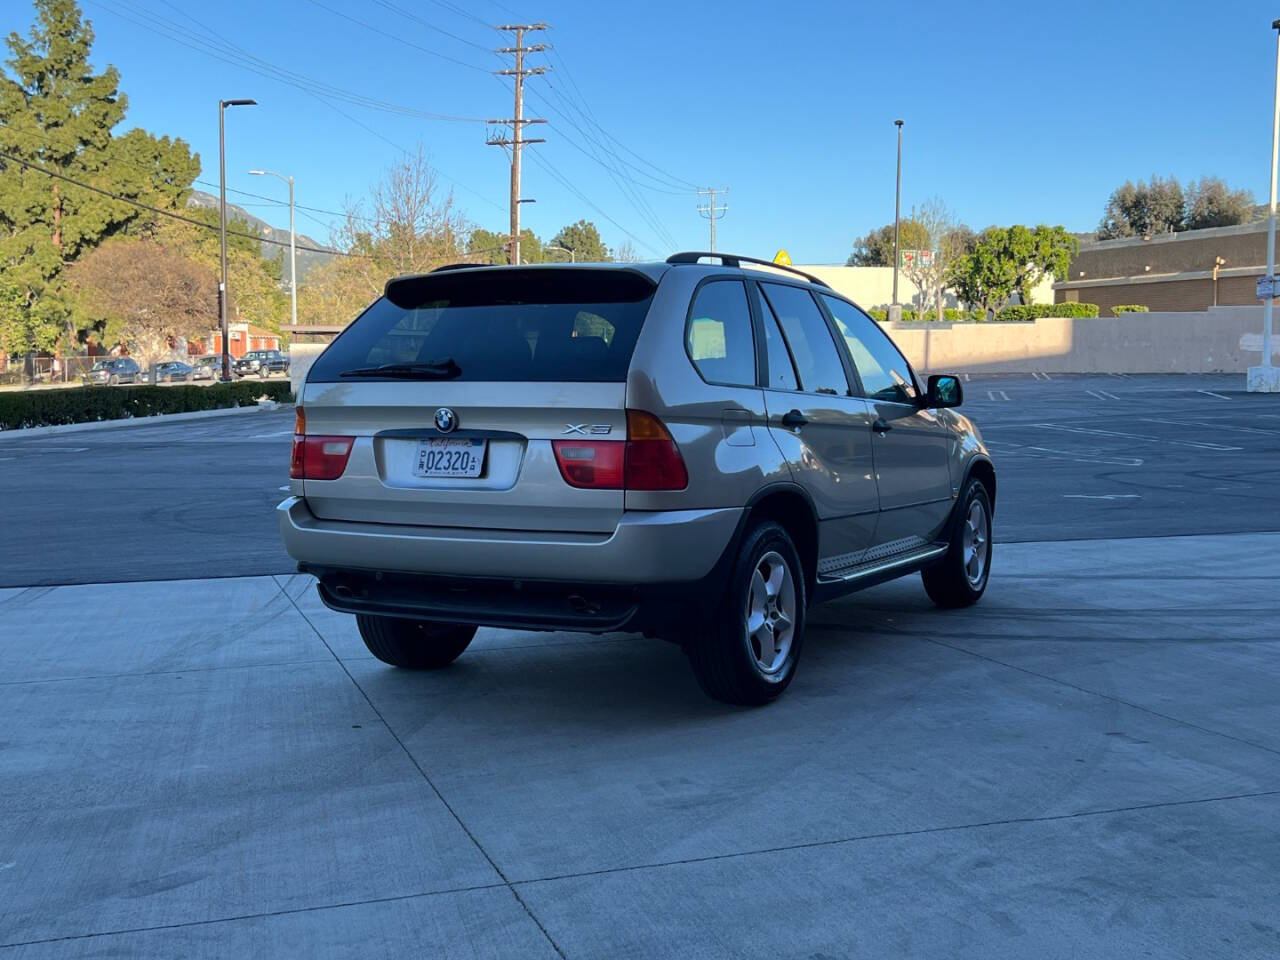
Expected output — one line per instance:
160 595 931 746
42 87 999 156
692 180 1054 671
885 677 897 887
356 615 477 669
685 520 807 706
921 477 993 608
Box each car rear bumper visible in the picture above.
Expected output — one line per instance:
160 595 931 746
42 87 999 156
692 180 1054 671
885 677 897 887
277 496 741 585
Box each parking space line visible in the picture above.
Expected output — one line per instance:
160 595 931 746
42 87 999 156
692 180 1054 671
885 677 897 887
1140 417 1280 437
1108 372 1133 379
984 439 1143 466
987 390 1011 401
1062 494 1142 500
251 430 293 438
1196 390 1231 400
1085 390 1121 400
1032 423 1243 451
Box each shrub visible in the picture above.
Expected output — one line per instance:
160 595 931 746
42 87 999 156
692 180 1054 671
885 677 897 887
869 308 887 322
1047 302 1099 318
0 381 293 431
1111 304 1149 315
993 302 1100 322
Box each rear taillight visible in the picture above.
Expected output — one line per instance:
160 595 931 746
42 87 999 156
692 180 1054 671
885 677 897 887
551 410 687 491
551 440 625 489
290 406 354 481
624 410 688 490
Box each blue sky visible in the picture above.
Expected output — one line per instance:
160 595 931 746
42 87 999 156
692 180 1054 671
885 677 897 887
41 0 1280 263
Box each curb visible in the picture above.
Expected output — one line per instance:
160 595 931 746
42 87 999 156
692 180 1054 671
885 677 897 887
0 401 294 439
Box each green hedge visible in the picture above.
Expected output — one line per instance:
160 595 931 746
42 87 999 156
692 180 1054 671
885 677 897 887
871 304 1098 323
993 302 1100 322
0 381 293 430
1111 304 1149 315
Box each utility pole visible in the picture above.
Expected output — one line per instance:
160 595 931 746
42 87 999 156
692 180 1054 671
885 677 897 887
218 98 256 381
696 187 728 253
891 119 904 322
488 24 547 265
1249 19 1280 392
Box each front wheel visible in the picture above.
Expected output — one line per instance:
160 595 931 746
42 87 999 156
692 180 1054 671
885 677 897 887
685 521 807 706
921 478 993 608
356 615 476 669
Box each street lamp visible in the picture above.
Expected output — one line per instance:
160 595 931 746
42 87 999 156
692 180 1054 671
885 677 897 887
218 98 256 381
547 244 575 262
890 119 904 322
1249 20 1280 392
249 169 296 331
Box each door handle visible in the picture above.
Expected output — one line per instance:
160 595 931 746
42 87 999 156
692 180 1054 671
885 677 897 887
781 409 808 429
872 418 893 435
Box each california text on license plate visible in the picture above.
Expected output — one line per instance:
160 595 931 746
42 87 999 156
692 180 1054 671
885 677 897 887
414 438 486 478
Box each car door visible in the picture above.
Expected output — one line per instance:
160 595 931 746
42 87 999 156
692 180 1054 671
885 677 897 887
819 294 955 546
754 281 879 574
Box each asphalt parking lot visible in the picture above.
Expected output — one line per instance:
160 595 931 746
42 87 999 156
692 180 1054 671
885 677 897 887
1 373 1279 957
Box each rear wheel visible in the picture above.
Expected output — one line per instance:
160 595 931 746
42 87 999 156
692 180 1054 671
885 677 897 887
356 615 476 669
685 521 806 706
921 477 992 608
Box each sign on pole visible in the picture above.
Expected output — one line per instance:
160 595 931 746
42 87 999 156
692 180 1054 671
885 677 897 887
1257 275 1277 301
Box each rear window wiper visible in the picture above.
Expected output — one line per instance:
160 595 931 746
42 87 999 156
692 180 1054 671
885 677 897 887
339 359 462 380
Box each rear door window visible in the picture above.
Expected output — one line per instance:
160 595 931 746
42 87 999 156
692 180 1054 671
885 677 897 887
685 280 756 386
759 283 849 396
307 268 656 383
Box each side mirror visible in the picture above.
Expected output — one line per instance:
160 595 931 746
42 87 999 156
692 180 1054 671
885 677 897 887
926 374 963 408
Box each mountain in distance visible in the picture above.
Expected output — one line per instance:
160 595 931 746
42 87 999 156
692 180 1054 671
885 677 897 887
187 190 338 285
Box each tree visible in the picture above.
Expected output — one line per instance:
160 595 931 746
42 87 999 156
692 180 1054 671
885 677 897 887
946 224 1077 317
845 219 930 267
1185 177 1255 230
897 198 974 316
551 220 611 262
0 0 199 355
1098 176 1186 239
612 240 641 262
299 146 468 327
467 228 507 265
68 236 216 365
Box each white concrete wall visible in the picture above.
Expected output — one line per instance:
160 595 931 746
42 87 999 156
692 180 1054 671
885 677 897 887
885 306 1266 375
289 343 328 396
796 265 1056 310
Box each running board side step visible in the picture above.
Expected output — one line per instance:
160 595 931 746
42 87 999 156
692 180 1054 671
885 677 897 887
816 543 948 585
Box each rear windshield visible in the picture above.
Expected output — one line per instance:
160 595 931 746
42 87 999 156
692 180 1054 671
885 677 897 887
306 267 657 383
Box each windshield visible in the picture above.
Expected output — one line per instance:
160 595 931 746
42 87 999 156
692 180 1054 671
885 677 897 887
306 268 656 384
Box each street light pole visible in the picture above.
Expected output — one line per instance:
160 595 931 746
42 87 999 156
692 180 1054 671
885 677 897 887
891 119 904 322
547 244 575 262
219 98 256 381
249 169 296 330
1249 21 1280 392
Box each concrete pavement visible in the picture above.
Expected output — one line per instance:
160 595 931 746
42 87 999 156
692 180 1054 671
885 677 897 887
2 531 1278 957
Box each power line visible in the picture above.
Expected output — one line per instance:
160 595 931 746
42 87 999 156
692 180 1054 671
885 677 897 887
527 150 663 257
369 0 494 51
304 0 492 73
127 0 509 213
86 0 487 123
0 150 365 258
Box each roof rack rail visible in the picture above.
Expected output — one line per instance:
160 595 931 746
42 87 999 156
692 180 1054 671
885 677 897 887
429 262 488 273
665 252 831 289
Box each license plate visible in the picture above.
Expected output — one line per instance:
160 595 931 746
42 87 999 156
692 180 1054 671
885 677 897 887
413 438 486 478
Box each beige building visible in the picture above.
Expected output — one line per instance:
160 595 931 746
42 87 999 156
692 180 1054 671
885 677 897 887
1054 221 1270 313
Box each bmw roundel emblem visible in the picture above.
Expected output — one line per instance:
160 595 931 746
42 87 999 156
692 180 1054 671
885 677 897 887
434 407 458 434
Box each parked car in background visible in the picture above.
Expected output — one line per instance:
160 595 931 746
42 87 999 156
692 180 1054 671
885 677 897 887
235 349 289 378
150 361 193 383
191 355 225 381
83 357 142 386
279 253 996 705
